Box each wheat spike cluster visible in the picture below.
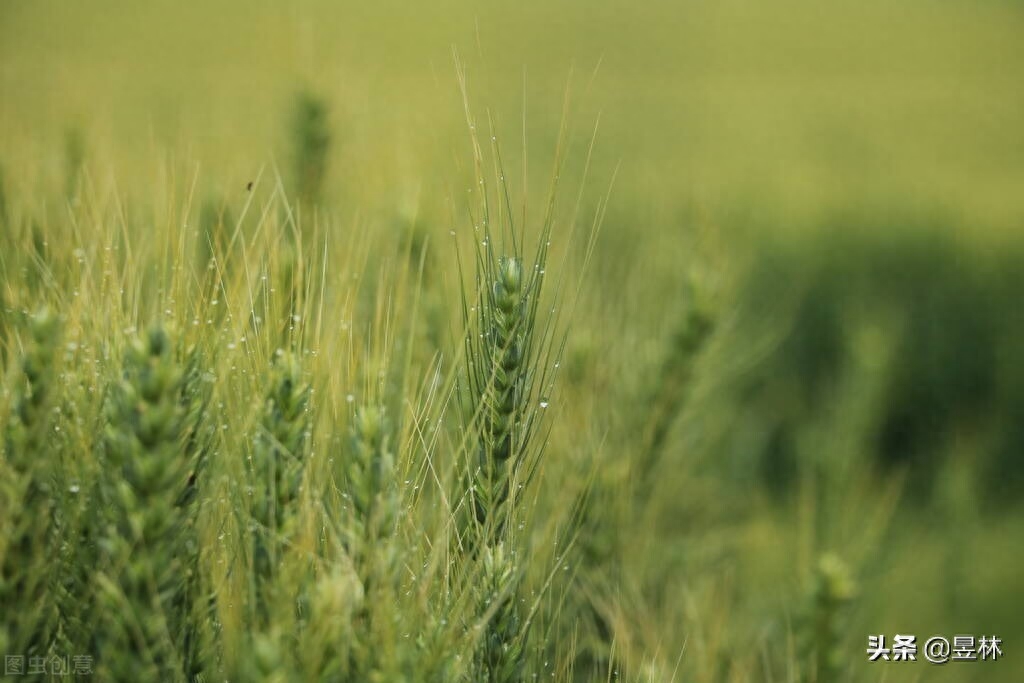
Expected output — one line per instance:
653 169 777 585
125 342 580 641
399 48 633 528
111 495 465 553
0 92 605 682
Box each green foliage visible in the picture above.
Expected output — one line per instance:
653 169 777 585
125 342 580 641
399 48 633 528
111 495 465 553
714 223 1024 501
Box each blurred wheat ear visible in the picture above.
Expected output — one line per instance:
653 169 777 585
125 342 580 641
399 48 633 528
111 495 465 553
1 308 63 660
802 553 856 683
347 404 399 556
291 90 331 210
249 351 312 613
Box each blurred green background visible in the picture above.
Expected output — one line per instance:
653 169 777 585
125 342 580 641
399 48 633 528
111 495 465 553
4 0 1024 222
3 0 1023 680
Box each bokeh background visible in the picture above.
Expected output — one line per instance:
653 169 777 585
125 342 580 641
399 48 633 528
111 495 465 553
3 1 1023 680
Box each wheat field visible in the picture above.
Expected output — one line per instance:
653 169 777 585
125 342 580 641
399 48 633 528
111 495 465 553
2 1 1023 682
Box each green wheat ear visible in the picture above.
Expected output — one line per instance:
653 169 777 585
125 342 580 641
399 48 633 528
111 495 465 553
641 284 716 480
5 308 61 463
347 404 398 546
249 351 311 598
803 553 856 683
460 227 555 683
334 403 404 680
469 255 533 542
475 542 525 683
1 307 63 658
97 323 197 681
178 342 216 681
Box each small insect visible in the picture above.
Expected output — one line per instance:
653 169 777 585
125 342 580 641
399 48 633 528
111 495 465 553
246 181 254 191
